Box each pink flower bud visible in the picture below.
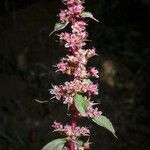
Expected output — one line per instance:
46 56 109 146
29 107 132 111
52 121 63 129
88 67 99 78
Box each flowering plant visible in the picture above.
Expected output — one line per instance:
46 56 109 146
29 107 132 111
42 0 117 150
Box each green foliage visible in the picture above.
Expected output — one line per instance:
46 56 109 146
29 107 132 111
92 115 117 138
83 79 92 83
74 93 88 117
80 11 99 22
41 138 67 150
77 139 84 147
49 21 69 36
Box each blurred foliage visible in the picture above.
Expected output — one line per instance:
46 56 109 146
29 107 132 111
0 0 149 150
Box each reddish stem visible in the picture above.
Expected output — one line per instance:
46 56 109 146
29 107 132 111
70 141 75 150
70 116 77 150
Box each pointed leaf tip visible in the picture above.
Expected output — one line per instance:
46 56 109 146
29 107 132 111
92 115 117 138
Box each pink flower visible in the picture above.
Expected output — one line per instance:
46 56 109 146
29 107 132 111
74 127 90 137
53 122 90 138
75 49 87 65
88 67 99 78
63 95 74 106
87 107 102 118
87 83 98 95
59 32 70 41
71 21 87 34
50 85 63 100
64 32 88 51
59 9 68 22
74 66 87 78
56 49 96 78
68 5 84 14
56 62 68 72
64 125 73 136
59 27 88 52
83 140 91 149
86 48 97 59
52 121 63 129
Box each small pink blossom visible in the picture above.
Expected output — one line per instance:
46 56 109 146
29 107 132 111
87 107 102 118
59 32 70 41
59 9 68 22
86 48 97 59
83 140 91 149
53 122 90 138
87 83 98 95
74 127 90 137
63 95 74 106
64 32 88 51
64 125 73 136
50 85 63 100
88 67 99 78
52 121 63 129
56 62 68 72
71 21 87 34
68 5 84 14
74 66 87 78
59 30 88 52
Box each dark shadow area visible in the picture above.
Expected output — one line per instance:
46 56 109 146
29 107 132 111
0 0 149 149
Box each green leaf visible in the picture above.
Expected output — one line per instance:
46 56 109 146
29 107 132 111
80 11 99 22
77 139 84 147
92 115 117 138
55 143 65 150
41 138 67 150
83 79 91 83
49 21 69 36
74 93 88 116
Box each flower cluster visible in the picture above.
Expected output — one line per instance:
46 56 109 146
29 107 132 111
56 48 99 78
52 121 90 138
41 1 117 150
59 23 88 52
87 106 102 118
50 79 98 106
59 0 85 23
48 0 103 149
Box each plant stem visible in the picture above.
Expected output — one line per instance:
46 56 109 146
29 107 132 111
70 115 77 150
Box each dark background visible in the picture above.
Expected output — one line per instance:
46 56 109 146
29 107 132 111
0 0 149 150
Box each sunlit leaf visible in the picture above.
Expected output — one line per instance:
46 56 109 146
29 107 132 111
80 11 99 22
83 79 91 83
74 93 88 116
49 21 69 36
92 115 117 138
77 139 84 146
41 138 67 150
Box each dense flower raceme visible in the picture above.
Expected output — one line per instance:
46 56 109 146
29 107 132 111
48 0 104 149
